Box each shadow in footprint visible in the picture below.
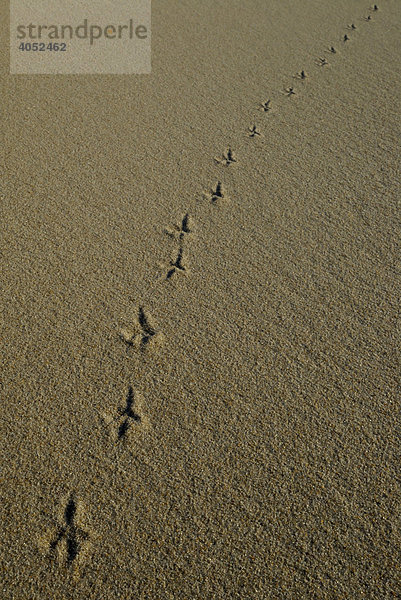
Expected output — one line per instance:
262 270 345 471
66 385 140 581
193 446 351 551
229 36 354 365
48 494 88 567
249 125 261 137
210 181 228 204
138 307 155 346
167 247 187 279
119 307 163 352
117 386 142 439
296 70 308 80
215 148 237 166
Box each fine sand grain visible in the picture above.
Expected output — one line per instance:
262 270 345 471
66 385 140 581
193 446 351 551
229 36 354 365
1 1 400 598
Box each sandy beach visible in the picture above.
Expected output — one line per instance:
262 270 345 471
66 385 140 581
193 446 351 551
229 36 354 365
1 1 400 598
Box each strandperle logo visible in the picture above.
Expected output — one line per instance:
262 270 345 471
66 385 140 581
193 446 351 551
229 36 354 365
16 19 149 46
10 0 151 74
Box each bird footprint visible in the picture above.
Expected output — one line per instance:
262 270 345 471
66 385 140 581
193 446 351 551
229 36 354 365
102 386 150 441
248 125 262 137
119 307 164 353
165 213 193 279
260 100 271 112
207 181 229 205
215 147 237 166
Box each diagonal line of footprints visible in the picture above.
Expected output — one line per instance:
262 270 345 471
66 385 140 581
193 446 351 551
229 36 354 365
44 1 383 574
117 0 382 435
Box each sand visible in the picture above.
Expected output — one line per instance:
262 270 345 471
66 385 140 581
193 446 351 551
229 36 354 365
1 1 400 598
